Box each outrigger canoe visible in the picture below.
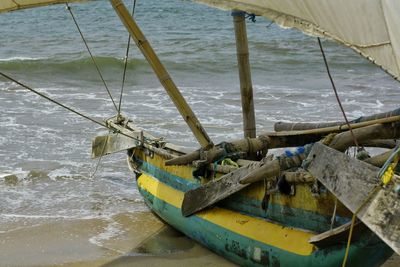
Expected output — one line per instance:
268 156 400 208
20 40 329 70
2 0 399 266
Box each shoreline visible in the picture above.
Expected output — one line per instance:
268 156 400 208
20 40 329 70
0 211 397 267
0 211 233 267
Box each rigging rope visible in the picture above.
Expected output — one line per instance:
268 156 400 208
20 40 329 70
317 37 360 149
341 185 381 267
65 3 119 112
0 71 106 128
0 71 145 145
118 0 137 117
342 145 400 266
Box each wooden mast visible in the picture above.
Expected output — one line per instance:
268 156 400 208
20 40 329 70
109 0 213 149
232 10 256 139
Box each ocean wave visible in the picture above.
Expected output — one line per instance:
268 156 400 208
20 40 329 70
0 56 148 75
0 56 45 62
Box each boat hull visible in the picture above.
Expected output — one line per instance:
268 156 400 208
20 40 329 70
131 149 393 267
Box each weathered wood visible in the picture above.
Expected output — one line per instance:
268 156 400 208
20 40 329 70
166 137 265 166
239 159 280 184
106 118 178 160
309 221 367 248
110 0 213 149
361 139 398 149
269 116 400 138
329 123 400 151
233 10 256 139
167 118 400 166
365 149 394 167
282 171 315 183
91 133 140 158
306 143 400 254
274 108 400 131
182 147 310 216
182 161 262 217
240 145 310 184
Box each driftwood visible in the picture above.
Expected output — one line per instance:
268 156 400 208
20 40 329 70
274 108 400 131
306 143 400 254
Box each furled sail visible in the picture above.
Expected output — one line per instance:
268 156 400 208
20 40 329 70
0 0 86 13
195 0 400 82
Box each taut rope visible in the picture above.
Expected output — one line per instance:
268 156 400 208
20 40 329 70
66 3 119 112
118 0 137 117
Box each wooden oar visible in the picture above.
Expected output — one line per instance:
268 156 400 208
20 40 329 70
182 161 262 217
306 142 400 254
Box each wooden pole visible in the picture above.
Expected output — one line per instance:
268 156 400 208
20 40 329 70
232 10 256 139
109 0 213 149
274 107 400 132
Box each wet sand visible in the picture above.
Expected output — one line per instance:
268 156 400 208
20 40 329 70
0 211 398 267
0 211 233 267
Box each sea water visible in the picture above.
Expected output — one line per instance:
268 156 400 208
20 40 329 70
0 0 399 266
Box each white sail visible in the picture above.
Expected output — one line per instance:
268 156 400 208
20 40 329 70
196 0 400 82
0 0 87 13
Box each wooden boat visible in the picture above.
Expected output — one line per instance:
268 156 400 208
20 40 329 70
2 0 399 266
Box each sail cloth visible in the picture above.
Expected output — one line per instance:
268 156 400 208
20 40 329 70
0 0 87 13
195 0 400 82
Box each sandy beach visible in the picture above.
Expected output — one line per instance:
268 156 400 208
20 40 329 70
0 211 234 267
0 210 397 267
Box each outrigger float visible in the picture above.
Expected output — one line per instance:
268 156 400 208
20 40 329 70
2 0 400 266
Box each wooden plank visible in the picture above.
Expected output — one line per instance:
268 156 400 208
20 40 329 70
309 221 367 248
91 133 140 158
182 161 262 217
307 143 400 254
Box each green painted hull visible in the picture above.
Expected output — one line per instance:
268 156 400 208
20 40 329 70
133 154 393 266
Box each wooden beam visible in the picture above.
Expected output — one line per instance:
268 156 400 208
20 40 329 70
232 10 256 139
109 0 213 149
329 123 400 151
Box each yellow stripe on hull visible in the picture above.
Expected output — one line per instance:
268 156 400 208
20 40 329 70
137 151 350 218
137 173 315 256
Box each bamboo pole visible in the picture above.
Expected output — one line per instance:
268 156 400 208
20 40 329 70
274 107 400 132
232 10 256 139
109 0 213 149
166 116 400 166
